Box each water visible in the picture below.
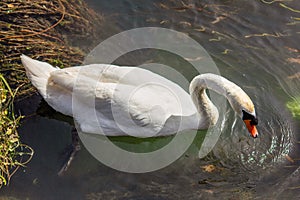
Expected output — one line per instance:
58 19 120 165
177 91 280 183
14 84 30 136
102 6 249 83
2 0 300 199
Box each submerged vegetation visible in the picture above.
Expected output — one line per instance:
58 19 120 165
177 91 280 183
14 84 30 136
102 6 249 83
0 74 33 188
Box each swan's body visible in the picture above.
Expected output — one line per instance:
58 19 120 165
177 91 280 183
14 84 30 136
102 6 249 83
21 55 258 138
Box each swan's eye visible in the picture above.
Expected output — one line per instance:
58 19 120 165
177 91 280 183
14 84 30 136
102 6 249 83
242 110 258 125
250 118 258 126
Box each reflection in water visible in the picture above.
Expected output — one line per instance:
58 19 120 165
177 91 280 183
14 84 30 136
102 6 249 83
2 0 300 199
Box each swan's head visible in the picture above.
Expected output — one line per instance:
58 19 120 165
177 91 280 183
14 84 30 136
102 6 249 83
242 110 258 138
228 90 258 138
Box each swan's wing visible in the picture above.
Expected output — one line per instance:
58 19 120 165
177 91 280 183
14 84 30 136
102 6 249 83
91 65 197 115
92 67 197 136
45 64 197 136
92 82 187 136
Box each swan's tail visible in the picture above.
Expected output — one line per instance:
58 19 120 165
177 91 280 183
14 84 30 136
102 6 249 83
21 54 57 98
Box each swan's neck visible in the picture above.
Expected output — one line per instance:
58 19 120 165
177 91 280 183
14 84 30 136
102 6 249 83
189 86 219 129
189 73 252 128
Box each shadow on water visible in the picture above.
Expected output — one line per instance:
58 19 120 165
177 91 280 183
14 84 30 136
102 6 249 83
1 0 300 199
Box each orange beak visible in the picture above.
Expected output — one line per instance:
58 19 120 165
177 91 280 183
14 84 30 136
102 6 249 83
243 120 258 138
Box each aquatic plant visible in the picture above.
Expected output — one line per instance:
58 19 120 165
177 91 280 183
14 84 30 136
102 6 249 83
0 74 33 188
286 98 300 120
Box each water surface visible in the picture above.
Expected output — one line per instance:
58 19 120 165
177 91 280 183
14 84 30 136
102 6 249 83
2 0 300 199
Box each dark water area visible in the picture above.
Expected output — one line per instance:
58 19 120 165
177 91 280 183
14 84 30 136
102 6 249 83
1 0 300 199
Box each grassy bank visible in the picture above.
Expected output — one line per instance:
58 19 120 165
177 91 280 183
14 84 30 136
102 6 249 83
0 0 103 98
0 0 103 187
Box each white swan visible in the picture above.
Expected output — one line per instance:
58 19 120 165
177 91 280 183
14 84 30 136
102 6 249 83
21 55 258 138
